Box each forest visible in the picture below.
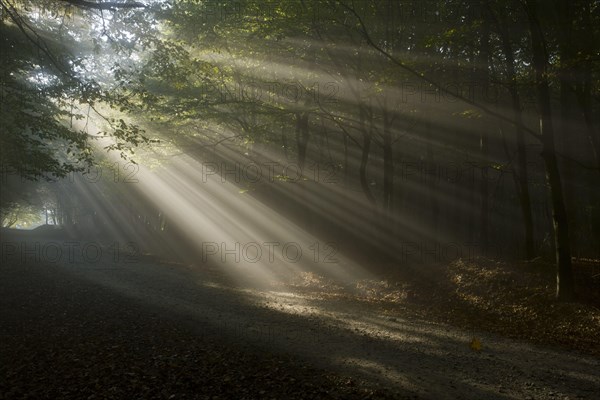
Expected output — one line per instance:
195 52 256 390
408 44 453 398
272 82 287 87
1 1 599 399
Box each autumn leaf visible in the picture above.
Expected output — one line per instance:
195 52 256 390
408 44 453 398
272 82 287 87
470 337 482 351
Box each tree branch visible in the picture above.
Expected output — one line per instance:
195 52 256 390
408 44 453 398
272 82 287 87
337 0 542 141
59 0 146 10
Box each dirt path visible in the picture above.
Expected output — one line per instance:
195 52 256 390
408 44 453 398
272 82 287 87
2 237 599 399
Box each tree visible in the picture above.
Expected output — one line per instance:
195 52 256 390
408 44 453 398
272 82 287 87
0 0 151 180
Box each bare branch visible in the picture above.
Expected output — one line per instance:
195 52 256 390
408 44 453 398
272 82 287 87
59 0 146 10
337 0 542 141
0 0 72 78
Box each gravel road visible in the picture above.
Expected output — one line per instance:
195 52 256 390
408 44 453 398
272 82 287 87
2 235 599 399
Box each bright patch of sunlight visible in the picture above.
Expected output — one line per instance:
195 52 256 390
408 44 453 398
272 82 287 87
336 357 417 389
27 68 57 86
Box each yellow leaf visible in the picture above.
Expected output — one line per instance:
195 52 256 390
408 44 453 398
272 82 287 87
470 337 482 351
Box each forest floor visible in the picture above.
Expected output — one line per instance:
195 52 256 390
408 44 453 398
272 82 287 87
1 230 599 399
286 257 600 358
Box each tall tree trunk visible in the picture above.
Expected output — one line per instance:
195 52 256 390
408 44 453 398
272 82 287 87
477 6 490 250
495 12 536 259
382 106 394 213
527 0 574 300
557 0 578 257
359 104 376 205
281 126 289 160
575 1 600 174
295 111 310 171
425 117 439 240
295 111 312 232
577 89 600 172
574 0 600 256
343 130 349 186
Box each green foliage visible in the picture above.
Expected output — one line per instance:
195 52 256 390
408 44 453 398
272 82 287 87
0 202 42 228
0 0 155 180
0 17 92 179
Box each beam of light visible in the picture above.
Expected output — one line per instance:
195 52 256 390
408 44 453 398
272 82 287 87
70 113 375 290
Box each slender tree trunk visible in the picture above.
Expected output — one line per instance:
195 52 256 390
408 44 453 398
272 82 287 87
425 118 439 240
359 104 376 205
575 0 600 256
281 126 289 160
558 0 579 257
295 112 310 171
571 0 600 174
382 107 394 213
578 92 600 172
527 0 574 300
477 7 490 250
343 130 349 186
496 16 535 259
295 109 311 232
